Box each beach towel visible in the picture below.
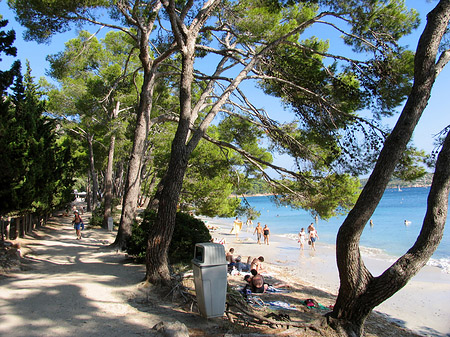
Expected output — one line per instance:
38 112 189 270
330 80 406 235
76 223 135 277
301 298 330 310
266 285 287 293
268 301 297 310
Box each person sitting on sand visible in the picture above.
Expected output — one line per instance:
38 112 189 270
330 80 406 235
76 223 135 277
226 248 236 268
250 256 265 273
249 269 269 293
235 256 250 272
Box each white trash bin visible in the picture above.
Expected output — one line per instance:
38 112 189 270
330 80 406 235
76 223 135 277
192 242 227 318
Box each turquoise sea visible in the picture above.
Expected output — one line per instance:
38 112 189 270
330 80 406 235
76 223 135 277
240 187 450 273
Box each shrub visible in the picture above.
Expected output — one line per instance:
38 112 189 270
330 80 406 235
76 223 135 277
126 210 212 264
89 206 104 227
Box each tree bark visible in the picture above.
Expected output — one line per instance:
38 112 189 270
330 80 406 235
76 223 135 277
102 101 119 228
113 73 156 249
86 171 91 212
330 2 450 336
87 133 99 210
114 161 124 198
111 1 164 249
145 0 221 284
145 44 195 284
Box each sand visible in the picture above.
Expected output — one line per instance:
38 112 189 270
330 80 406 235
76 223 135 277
1 208 449 337
0 212 228 337
205 216 450 337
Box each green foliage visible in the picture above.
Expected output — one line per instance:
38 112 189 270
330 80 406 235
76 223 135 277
0 48 75 215
276 173 361 220
393 146 427 181
126 210 211 264
89 205 105 227
89 199 121 227
9 0 110 43
235 203 261 221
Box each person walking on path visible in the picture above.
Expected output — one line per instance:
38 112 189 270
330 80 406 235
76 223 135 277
298 228 306 250
263 224 270 245
72 210 84 240
308 225 319 251
254 222 263 244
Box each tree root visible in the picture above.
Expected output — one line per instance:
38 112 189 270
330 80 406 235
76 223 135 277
226 299 328 335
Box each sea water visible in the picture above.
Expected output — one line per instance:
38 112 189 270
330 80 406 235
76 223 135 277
239 187 450 273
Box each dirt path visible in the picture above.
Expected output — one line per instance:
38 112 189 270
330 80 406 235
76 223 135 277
0 214 217 337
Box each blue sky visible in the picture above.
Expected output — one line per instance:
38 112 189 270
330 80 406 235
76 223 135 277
1 0 449 159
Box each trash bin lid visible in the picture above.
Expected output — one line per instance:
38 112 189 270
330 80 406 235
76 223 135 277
192 242 227 266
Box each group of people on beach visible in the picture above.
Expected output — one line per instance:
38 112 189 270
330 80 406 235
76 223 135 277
226 248 288 294
298 223 319 250
253 222 270 245
226 248 266 273
231 217 270 245
230 217 319 251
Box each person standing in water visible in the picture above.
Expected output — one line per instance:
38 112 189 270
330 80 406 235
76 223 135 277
298 228 306 250
308 225 319 251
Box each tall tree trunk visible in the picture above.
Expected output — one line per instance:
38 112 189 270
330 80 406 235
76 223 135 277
145 17 198 283
329 2 450 336
102 101 119 228
111 2 162 250
145 152 189 283
86 172 91 212
87 133 99 210
114 162 124 198
113 73 156 249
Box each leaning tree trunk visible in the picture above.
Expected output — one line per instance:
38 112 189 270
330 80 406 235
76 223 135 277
102 101 119 228
145 20 199 283
112 72 156 249
145 147 190 284
329 2 450 336
86 172 92 212
87 133 99 210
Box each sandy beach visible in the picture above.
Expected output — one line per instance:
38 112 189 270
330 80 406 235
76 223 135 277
204 216 450 337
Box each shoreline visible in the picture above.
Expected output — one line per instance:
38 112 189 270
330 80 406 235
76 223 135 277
202 216 450 337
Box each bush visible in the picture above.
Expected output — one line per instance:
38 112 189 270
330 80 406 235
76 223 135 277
89 206 104 227
89 199 121 228
126 210 212 264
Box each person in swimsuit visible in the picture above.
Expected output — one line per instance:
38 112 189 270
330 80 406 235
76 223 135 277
72 210 84 240
253 222 263 244
263 224 270 245
309 225 319 251
298 227 306 250
250 269 268 293
250 256 265 273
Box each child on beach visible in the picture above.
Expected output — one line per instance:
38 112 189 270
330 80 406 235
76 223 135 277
72 210 84 240
298 228 306 250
